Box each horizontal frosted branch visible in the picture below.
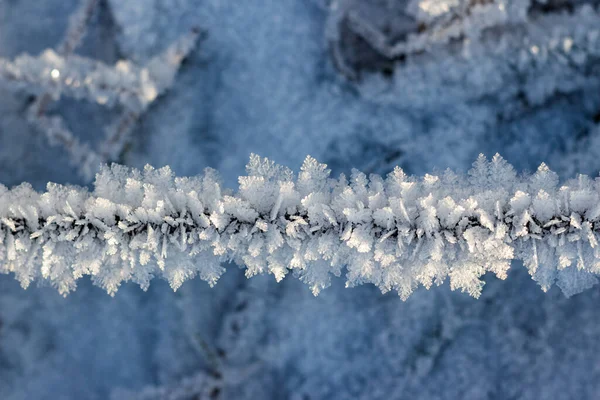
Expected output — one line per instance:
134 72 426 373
0 28 203 114
1 154 600 298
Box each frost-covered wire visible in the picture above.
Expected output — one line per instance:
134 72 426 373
1 154 600 298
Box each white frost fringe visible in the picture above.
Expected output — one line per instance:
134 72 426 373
1 153 600 298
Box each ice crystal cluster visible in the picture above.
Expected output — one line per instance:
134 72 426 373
1 154 600 299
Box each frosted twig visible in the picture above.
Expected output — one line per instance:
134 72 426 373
26 111 103 181
58 0 100 56
98 28 206 163
0 6 205 181
328 0 600 79
33 0 100 116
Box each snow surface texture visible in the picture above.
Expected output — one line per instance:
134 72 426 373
1 0 600 399
2 154 600 299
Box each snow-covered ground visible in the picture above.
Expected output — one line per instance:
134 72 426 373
1 0 600 398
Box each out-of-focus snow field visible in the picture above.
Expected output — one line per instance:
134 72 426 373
1 0 600 398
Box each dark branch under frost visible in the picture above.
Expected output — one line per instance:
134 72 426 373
1 154 600 298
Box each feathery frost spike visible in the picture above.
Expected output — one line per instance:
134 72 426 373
0 154 600 299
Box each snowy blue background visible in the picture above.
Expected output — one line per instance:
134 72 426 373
1 0 600 398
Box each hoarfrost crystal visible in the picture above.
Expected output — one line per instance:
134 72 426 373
1 154 600 299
